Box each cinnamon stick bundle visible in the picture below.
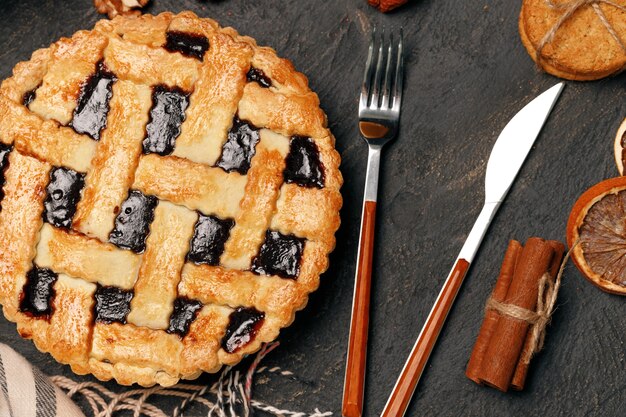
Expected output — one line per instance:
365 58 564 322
465 237 564 392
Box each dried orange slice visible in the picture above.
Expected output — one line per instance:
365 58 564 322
612 118 626 175
567 177 626 295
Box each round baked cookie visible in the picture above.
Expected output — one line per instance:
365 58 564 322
0 12 342 386
519 0 626 81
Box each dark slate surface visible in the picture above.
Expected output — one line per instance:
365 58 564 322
1 0 625 416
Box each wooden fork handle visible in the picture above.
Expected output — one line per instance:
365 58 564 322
343 200 377 417
381 258 470 417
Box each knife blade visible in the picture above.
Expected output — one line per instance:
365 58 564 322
380 82 565 417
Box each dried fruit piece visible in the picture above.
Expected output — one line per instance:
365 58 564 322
566 177 626 295
368 0 408 13
94 0 150 19
613 118 626 175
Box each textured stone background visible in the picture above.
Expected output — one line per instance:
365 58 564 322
0 0 625 416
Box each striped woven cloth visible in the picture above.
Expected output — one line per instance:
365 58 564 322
0 343 85 417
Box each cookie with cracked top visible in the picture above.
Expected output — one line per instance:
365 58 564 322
519 0 626 80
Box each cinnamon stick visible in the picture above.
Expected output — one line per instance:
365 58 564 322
510 240 564 390
465 240 522 383
478 237 555 392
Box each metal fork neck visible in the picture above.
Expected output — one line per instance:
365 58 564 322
364 145 382 202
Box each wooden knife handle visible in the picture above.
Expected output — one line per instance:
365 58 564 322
343 200 377 417
381 258 470 417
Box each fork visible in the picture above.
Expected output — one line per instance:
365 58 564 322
342 28 404 417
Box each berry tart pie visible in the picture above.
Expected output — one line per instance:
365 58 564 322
0 12 341 386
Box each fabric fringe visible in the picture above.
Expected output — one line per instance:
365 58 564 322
51 342 333 417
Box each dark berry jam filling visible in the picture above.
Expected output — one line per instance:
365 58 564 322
109 190 157 253
284 136 325 189
164 31 209 61
216 117 260 175
70 61 116 141
167 297 203 337
142 86 190 156
0 144 11 167
246 67 272 88
94 285 133 324
22 88 38 107
221 307 265 353
20 267 58 318
0 144 12 208
251 230 305 279
187 214 234 266
43 167 85 228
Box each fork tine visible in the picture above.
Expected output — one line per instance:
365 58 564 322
392 27 404 111
369 28 385 109
360 27 376 111
381 32 394 109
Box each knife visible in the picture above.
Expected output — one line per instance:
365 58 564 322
380 82 565 417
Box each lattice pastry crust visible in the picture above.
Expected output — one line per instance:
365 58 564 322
0 11 342 387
